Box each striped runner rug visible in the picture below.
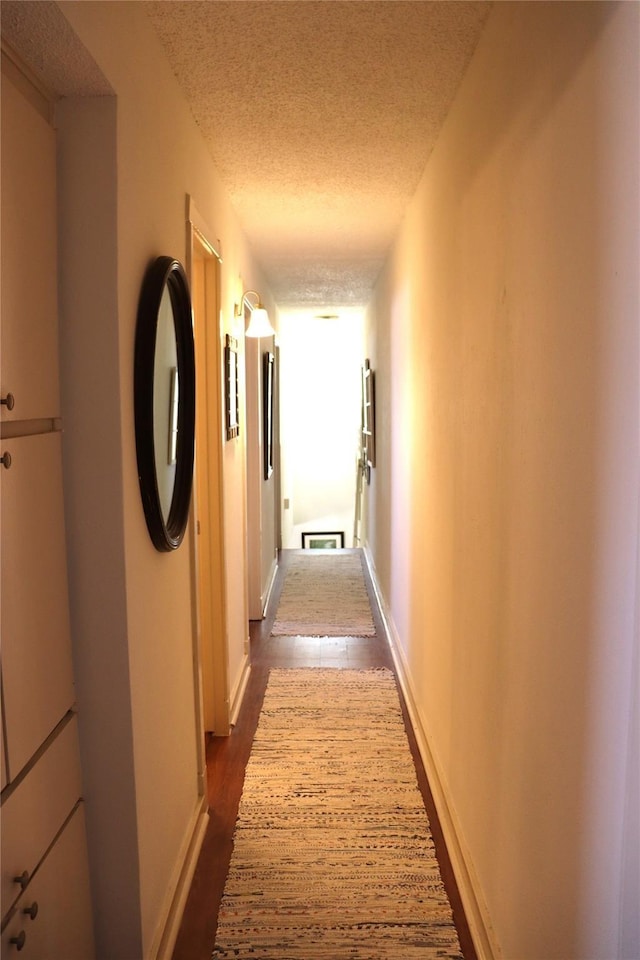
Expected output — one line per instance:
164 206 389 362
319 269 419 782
212 668 463 959
270 552 376 637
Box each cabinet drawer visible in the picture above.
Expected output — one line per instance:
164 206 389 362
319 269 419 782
1 804 95 960
1 716 83 920
1 431 75 777
1 69 60 423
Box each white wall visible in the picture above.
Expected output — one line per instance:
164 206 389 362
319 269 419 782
366 3 639 958
279 310 364 549
52 2 266 955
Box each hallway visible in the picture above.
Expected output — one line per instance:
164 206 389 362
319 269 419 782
0 4 637 957
172 549 475 960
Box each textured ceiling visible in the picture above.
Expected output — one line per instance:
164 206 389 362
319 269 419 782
1 1 112 97
144 1 491 310
2 0 491 313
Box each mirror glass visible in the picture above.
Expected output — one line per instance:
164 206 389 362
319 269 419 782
134 257 195 551
153 285 179 522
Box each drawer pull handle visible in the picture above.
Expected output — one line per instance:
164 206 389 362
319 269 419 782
1 452 12 469
13 871 29 889
9 931 26 951
23 902 38 920
1 392 15 411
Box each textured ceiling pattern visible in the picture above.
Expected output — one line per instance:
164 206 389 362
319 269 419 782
1 1 112 97
145 1 491 310
1 0 491 312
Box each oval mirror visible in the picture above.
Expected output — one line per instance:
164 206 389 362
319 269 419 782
134 257 195 551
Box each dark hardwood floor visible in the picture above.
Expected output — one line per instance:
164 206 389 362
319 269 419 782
171 549 477 960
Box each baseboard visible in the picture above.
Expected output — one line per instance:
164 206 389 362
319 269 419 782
150 796 209 960
362 546 500 960
229 652 251 727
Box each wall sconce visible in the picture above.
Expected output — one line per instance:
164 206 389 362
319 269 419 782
235 290 275 338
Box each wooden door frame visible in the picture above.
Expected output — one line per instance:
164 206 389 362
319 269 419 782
186 198 230 785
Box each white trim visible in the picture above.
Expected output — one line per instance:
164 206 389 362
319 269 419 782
186 195 222 262
150 797 208 960
187 199 232 738
229 653 251 727
1 43 55 123
363 545 501 960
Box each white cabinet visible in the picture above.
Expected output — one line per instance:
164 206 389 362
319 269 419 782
1 432 75 777
0 66 59 423
1 55 95 958
1 717 83 918
1 804 94 960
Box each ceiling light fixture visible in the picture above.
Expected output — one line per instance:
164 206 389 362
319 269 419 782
236 290 275 338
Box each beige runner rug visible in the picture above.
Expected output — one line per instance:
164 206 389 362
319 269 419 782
271 552 376 637
212 668 463 959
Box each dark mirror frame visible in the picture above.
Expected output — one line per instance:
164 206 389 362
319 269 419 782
134 256 195 551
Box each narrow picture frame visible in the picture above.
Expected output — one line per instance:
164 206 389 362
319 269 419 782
263 350 275 479
362 358 376 482
225 334 239 440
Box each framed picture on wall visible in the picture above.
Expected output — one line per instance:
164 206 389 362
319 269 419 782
362 359 376 482
225 334 239 440
263 351 275 479
302 531 345 549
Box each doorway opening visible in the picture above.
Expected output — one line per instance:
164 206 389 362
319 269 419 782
278 309 365 551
